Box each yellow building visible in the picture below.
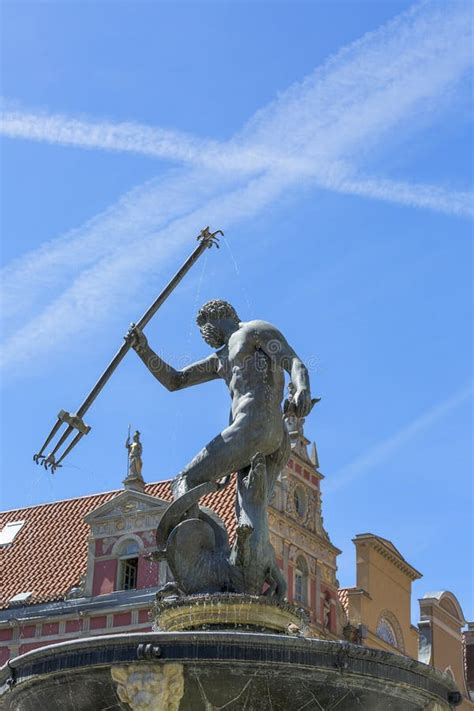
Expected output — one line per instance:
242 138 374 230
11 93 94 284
339 535 473 709
419 592 472 709
340 533 421 658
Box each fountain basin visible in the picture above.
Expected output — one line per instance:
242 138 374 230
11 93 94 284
152 593 307 633
0 631 461 710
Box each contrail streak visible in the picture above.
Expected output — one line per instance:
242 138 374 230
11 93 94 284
326 385 473 493
1 0 472 373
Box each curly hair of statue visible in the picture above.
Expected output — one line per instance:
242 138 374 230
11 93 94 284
196 299 240 327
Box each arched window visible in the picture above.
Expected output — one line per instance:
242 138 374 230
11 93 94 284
293 486 307 519
375 611 405 652
376 617 398 648
294 555 309 605
117 538 140 591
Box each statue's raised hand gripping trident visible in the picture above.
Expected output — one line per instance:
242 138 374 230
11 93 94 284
125 299 315 565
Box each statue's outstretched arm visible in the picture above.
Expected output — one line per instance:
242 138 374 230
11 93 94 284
173 354 221 390
252 321 312 417
125 324 219 391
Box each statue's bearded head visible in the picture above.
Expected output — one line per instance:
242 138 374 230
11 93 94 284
196 299 240 348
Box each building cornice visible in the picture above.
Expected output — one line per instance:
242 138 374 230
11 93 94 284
0 588 158 624
346 587 372 601
353 534 421 581
419 592 466 626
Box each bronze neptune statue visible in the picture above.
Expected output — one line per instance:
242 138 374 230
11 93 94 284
126 300 316 599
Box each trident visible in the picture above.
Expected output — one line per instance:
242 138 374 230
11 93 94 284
33 227 222 472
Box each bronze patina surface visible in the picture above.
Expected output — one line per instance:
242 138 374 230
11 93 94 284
127 298 316 599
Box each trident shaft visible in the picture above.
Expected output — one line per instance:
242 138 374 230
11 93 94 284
33 227 222 472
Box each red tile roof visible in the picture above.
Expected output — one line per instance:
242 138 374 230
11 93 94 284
337 587 353 615
0 478 237 609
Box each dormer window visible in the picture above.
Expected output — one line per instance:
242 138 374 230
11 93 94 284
0 521 25 546
117 539 140 591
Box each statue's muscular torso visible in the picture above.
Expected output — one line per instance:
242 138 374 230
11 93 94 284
127 313 311 488
214 320 287 456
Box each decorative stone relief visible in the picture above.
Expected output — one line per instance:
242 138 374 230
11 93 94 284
142 531 156 546
288 544 299 562
92 513 162 537
101 536 118 554
321 564 333 584
111 663 184 711
276 519 338 573
314 545 333 565
120 501 139 513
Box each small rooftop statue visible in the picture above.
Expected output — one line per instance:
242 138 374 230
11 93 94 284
123 428 144 492
125 299 319 599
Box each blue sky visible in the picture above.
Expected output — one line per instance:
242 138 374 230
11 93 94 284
1 0 472 623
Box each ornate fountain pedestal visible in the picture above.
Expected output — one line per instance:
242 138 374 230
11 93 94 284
0 597 461 711
152 593 307 634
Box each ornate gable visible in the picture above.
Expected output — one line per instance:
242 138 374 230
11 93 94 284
84 490 168 538
83 489 170 598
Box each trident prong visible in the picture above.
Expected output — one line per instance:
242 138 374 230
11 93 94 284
34 410 91 471
197 226 223 249
43 453 62 473
34 228 222 472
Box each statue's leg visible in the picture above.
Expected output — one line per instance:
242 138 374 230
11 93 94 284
264 430 290 600
265 426 291 502
172 416 280 498
156 419 282 551
234 428 289 526
266 561 287 600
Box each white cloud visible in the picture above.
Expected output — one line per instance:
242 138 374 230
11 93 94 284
1 0 472 372
326 384 473 493
0 167 240 327
238 0 472 159
3 1 472 178
0 107 276 175
0 171 285 370
329 174 473 218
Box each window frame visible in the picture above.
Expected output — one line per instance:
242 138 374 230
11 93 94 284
294 554 309 606
119 556 139 591
0 520 25 546
375 611 405 652
113 536 143 592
